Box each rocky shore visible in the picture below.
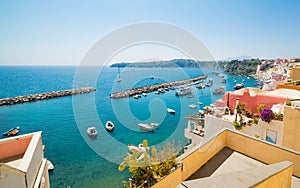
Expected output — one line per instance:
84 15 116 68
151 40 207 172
110 75 207 98
0 87 96 106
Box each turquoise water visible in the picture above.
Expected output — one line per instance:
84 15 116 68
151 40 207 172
0 66 256 187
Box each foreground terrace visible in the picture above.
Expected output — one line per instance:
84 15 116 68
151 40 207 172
153 129 300 188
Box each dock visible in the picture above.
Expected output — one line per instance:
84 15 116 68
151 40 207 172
110 75 207 99
0 87 96 106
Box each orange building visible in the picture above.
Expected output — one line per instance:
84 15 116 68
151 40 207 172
215 88 294 113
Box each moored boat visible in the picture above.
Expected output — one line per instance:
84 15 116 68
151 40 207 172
196 84 205 89
105 121 114 132
87 127 97 137
234 81 244 90
167 108 175 114
47 160 54 172
188 104 198 109
213 86 225 95
3 126 20 137
175 86 192 96
137 123 157 132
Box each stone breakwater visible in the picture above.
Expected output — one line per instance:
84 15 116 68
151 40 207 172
110 75 207 99
0 87 96 106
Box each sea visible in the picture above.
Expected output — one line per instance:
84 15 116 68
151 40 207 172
0 66 257 187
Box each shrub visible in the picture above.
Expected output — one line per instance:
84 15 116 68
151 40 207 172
257 104 266 113
272 113 283 121
119 140 181 187
233 121 242 130
286 100 292 106
260 107 274 123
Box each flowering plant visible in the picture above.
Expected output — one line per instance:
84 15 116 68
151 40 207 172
260 107 274 123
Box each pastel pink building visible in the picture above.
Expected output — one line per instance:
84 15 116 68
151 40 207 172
215 88 293 113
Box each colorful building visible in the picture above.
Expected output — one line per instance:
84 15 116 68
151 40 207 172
0 131 50 188
215 88 300 113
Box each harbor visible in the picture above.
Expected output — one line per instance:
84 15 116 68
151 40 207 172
110 74 207 98
0 87 96 106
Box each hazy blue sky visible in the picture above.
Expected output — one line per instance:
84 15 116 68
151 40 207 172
0 0 299 65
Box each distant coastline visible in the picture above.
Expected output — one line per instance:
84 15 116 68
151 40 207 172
110 58 262 76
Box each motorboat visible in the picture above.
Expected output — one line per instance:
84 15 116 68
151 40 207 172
133 94 140 99
175 86 192 96
137 123 157 132
188 104 198 109
234 81 244 90
198 102 203 105
205 79 213 87
105 121 114 132
3 126 20 137
213 86 225 95
47 160 54 172
158 88 165 93
196 84 205 89
167 108 175 114
142 93 147 96
87 127 97 137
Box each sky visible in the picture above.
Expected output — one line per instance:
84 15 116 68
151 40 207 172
0 0 299 65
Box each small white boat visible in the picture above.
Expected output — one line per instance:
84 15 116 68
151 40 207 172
188 104 198 109
133 94 140 99
87 127 97 137
198 102 203 105
138 123 157 132
105 121 114 132
150 123 159 127
199 110 205 114
167 108 175 114
47 160 54 172
142 93 147 96
150 75 155 79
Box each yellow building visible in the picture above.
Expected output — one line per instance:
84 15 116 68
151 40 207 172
282 102 300 152
0 132 50 188
153 129 300 188
291 67 300 81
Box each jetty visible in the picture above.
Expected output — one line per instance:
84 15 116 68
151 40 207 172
0 87 96 106
110 75 207 99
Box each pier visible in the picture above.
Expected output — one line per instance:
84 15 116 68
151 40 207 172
110 75 207 98
0 87 96 106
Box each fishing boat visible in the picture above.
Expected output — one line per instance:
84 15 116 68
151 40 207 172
167 108 175 114
105 121 114 132
87 127 97 137
137 123 157 132
188 104 198 109
175 86 192 96
213 86 225 95
3 126 20 137
234 81 244 90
